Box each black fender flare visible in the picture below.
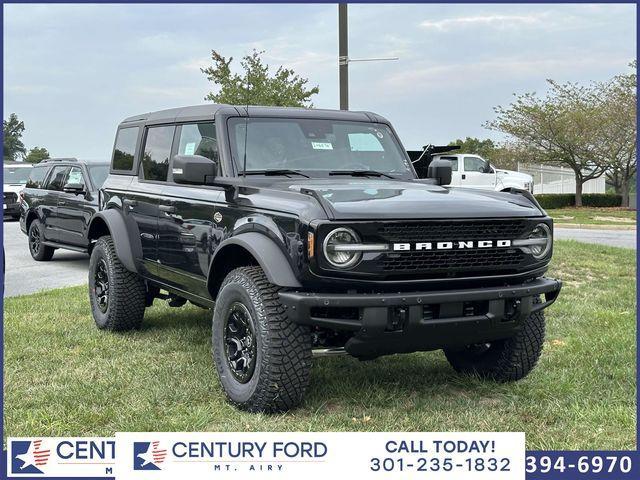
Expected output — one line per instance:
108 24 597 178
209 232 302 289
88 209 139 273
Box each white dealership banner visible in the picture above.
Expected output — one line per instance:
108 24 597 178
7 437 116 477
115 432 525 480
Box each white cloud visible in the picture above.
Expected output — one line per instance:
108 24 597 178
420 13 545 31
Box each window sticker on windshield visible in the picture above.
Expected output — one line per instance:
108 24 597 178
184 142 196 155
311 141 333 150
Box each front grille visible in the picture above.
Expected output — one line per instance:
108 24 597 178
377 220 529 242
370 219 534 278
382 247 526 273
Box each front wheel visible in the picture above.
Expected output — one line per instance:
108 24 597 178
212 266 312 412
444 298 545 382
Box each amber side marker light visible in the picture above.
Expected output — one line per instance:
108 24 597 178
307 232 315 259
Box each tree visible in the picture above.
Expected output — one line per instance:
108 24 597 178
597 62 637 207
25 146 50 164
3 113 26 162
201 49 319 107
486 81 607 207
448 137 497 159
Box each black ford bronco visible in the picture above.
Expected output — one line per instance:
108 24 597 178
87 105 561 412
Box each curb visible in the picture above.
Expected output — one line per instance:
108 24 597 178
554 223 637 231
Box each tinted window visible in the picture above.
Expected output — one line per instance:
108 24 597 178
26 166 49 188
66 166 85 188
141 126 174 182
464 156 486 172
46 166 70 191
88 165 110 188
440 156 459 172
3 166 32 184
178 123 218 162
112 127 139 171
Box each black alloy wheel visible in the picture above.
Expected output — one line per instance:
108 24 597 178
223 302 257 383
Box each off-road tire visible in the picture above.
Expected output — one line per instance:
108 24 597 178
212 266 312 413
444 297 545 382
88 235 146 331
28 219 54 261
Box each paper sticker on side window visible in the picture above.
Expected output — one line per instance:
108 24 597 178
184 142 196 155
311 141 333 150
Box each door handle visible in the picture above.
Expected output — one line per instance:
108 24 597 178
461 174 466 180
159 204 176 214
123 199 138 210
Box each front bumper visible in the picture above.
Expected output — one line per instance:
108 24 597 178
3 202 20 217
279 276 562 358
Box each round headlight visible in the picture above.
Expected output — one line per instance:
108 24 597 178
322 227 362 268
529 223 552 259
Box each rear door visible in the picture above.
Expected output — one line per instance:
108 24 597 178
41 165 70 241
56 165 96 247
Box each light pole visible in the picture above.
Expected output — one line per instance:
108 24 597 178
338 4 399 110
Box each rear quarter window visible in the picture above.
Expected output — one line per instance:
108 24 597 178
111 126 140 172
25 166 49 188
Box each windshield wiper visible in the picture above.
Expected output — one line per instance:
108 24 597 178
329 170 396 179
243 169 310 178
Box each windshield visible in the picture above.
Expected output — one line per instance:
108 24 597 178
228 118 413 177
3 166 33 184
88 165 110 188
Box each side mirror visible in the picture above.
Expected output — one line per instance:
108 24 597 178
63 183 86 195
172 155 217 185
427 159 452 186
483 161 493 173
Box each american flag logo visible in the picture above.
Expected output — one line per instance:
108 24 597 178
134 440 167 470
12 439 51 474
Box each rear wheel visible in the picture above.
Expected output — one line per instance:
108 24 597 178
444 297 545 382
88 235 146 331
28 219 54 261
212 266 312 412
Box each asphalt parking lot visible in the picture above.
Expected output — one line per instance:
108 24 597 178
2 220 89 297
555 227 637 250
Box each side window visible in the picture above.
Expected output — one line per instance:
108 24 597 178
66 166 85 188
26 166 49 188
112 127 139 171
464 156 486 173
46 166 70 191
177 123 218 162
141 125 175 182
440 156 459 172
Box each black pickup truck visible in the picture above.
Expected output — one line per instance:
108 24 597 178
85 105 561 412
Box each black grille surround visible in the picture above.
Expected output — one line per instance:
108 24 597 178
315 218 552 281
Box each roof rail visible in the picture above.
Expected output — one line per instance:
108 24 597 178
41 157 79 163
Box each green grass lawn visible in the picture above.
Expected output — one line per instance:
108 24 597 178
3 240 636 450
547 207 636 226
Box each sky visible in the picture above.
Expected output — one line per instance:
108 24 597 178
2 3 636 159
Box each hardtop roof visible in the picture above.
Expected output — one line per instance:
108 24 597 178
120 104 387 126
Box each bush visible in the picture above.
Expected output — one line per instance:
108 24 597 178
536 194 622 209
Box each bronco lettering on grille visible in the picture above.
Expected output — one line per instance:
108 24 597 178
393 240 512 251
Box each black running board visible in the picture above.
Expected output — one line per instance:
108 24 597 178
42 241 89 253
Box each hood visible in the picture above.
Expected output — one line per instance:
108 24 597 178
495 169 532 182
280 178 543 220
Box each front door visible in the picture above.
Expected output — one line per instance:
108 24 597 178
156 122 222 300
462 156 496 190
56 166 96 247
